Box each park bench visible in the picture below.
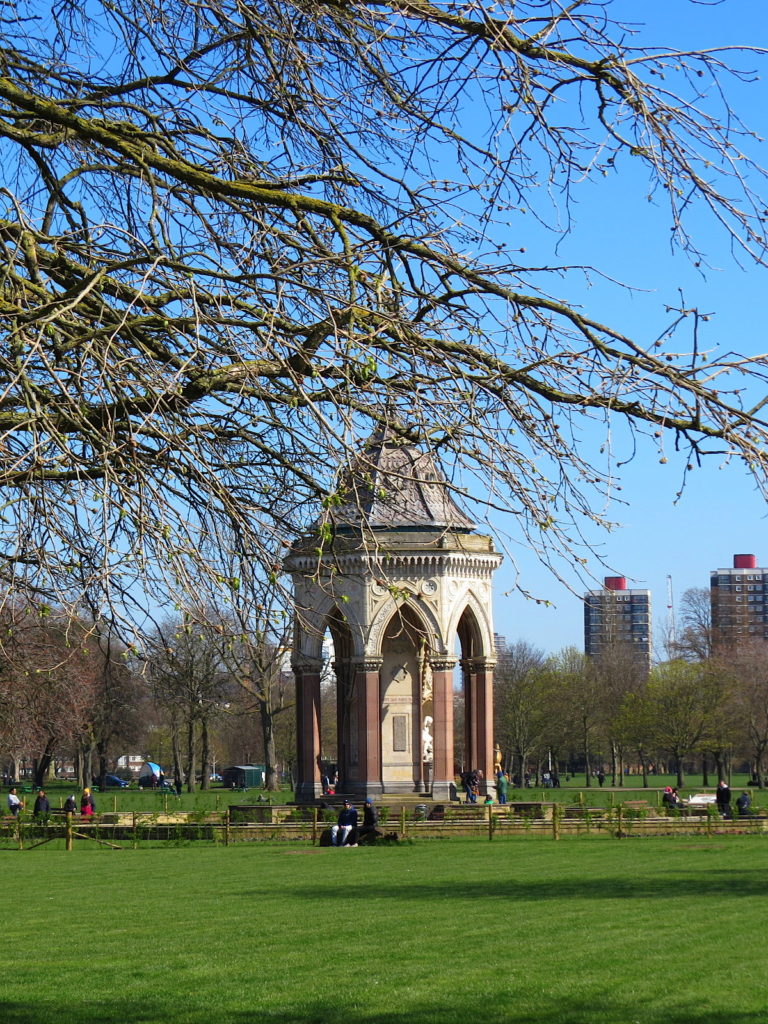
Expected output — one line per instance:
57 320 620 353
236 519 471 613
563 806 606 820
505 802 547 818
620 800 654 817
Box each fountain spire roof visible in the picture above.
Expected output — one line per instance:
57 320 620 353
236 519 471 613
330 421 476 532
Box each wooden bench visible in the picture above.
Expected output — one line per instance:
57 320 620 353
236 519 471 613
621 800 654 816
563 806 606 820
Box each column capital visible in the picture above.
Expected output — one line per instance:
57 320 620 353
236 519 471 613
292 657 323 675
353 658 384 674
461 657 496 672
430 658 457 673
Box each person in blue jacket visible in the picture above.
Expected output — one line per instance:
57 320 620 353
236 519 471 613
330 799 358 847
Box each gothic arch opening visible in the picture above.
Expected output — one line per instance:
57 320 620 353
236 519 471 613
380 603 432 794
320 607 354 790
454 605 488 779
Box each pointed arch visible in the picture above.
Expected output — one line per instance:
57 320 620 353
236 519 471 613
294 591 366 663
368 591 445 659
451 587 496 660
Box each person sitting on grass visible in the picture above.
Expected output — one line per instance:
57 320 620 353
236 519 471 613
330 799 358 847
358 798 381 844
736 791 753 817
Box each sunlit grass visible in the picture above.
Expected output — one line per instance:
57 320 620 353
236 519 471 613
4 836 768 1023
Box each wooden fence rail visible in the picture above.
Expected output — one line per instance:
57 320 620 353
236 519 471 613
1 804 766 848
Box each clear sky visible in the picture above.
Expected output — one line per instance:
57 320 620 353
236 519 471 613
486 1 768 657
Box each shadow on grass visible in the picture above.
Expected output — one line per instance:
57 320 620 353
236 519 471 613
1 997 765 1024
275 867 768 902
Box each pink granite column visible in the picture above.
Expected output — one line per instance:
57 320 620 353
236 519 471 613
463 658 479 776
431 658 457 801
354 659 383 798
293 660 323 803
472 658 496 794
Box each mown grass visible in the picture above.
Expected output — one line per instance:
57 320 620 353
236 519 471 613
24 772 765 817
3 836 768 1023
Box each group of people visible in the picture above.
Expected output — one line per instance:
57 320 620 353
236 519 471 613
661 780 754 818
329 797 380 847
6 787 96 819
714 780 754 819
661 786 685 811
460 769 484 803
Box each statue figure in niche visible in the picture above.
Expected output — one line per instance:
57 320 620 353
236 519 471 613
422 716 434 762
419 639 433 703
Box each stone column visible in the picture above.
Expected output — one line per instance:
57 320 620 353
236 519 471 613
431 658 457 801
334 659 352 790
463 657 479 775
472 658 496 795
352 658 383 798
293 659 323 803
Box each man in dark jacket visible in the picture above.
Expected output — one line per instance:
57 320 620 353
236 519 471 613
358 798 381 844
33 790 51 819
330 799 358 847
715 780 732 819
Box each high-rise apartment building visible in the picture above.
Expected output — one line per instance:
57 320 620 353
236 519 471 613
710 553 768 649
583 576 652 671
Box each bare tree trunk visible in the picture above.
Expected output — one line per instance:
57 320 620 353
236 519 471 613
260 700 279 791
171 722 183 784
95 741 109 791
185 719 197 793
200 718 210 790
583 717 592 787
33 740 55 788
639 751 649 788
702 752 709 787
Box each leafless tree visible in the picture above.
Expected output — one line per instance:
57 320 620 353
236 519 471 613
2 1 768 628
727 642 768 788
645 659 724 788
674 587 714 662
146 613 233 791
590 643 648 786
493 639 548 783
543 646 603 785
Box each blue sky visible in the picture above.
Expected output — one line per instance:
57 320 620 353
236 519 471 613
487 0 768 656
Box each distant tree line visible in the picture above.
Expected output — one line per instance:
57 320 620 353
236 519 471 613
0 601 296 792
494 589 768 789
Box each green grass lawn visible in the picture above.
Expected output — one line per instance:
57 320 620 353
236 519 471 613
4 836 767 1023
25 772 766 818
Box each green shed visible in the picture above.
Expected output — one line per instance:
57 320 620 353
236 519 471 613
222 765 265 789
